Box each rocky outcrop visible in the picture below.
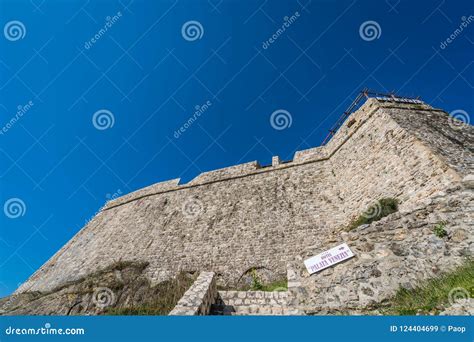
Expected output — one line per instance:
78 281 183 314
440 299 474 315
288 180 473 314
0 262 195 316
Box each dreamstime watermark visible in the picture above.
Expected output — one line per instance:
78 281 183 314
92 287 116 308
361 201 382 220
84 191 122 226
3 20 26 41
0 100 34 135
440 15 474 50
270 109 292 130
262 11 300 49
92 109 115 130
359 20 382 41
84 12 122 50
106 189 123 202
448 109 470 130
181 20 204 41
4 323 85 336
92 287 116 309
3 198 26 219
174 100 212 138
182 197 204 220
448 287 471 305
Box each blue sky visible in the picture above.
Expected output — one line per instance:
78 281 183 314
0 0 472 296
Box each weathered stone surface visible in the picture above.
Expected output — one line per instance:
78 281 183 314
0 262 195 316
288 182 473 314
211 290 304 316
439 299 474 316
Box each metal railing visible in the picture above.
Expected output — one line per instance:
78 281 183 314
321 88 422 145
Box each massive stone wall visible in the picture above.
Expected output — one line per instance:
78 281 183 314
15 98 473 301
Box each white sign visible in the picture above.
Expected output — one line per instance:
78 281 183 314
304 243 355 274
375 96 424 104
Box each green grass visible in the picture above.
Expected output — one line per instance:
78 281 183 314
346 198 399 231
433 221 448 238
380 260 474 315
106 306 167 315
259 279 288 292
236 270 288 292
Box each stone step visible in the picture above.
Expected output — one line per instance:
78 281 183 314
210 304 303 316
216 290 290 306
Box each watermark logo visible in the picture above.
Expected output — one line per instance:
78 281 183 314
262 11 300 49
3 198 26 219
84 12 122 50
182 198 204 220
440 15 474 50
270 109 292 130
92 109 115 130
181 20 204 41
448 109 470 130
0 100 34 135
174 100 212 138
4 20 26 41
5 322 85 336
105 189 123 202
92 287 116 308
359 20 382 41
361 201 382 220
448 287 470 305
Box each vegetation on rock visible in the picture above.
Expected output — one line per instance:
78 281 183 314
379 259 474 315
0 261 196 316
241 270 287 292
106 271 196 315
433 221 448 238
346 198 399 231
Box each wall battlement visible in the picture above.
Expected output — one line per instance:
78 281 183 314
103 98 446 211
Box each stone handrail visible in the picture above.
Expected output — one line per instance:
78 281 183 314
169 272 217 315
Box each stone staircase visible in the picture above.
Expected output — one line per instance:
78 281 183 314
210 290 303 315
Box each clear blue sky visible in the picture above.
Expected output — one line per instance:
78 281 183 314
0 0 472 296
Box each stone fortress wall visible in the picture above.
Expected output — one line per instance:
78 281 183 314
16 97 473 311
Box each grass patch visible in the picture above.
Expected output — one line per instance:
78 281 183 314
346 197 399 231
259 279 288 292
433 221 448 238
237 270 287 292
379 260 474 315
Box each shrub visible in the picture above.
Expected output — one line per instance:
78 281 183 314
346 197 399 231
433 221 448 238
250 269 264 291
234 269 288 292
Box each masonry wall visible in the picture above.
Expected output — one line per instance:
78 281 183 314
16 98 472 294
289 179 473 313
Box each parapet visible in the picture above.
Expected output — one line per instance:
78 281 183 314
293 146 327 163
187 161 261 185
104 95 441 211
103 178 181 209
